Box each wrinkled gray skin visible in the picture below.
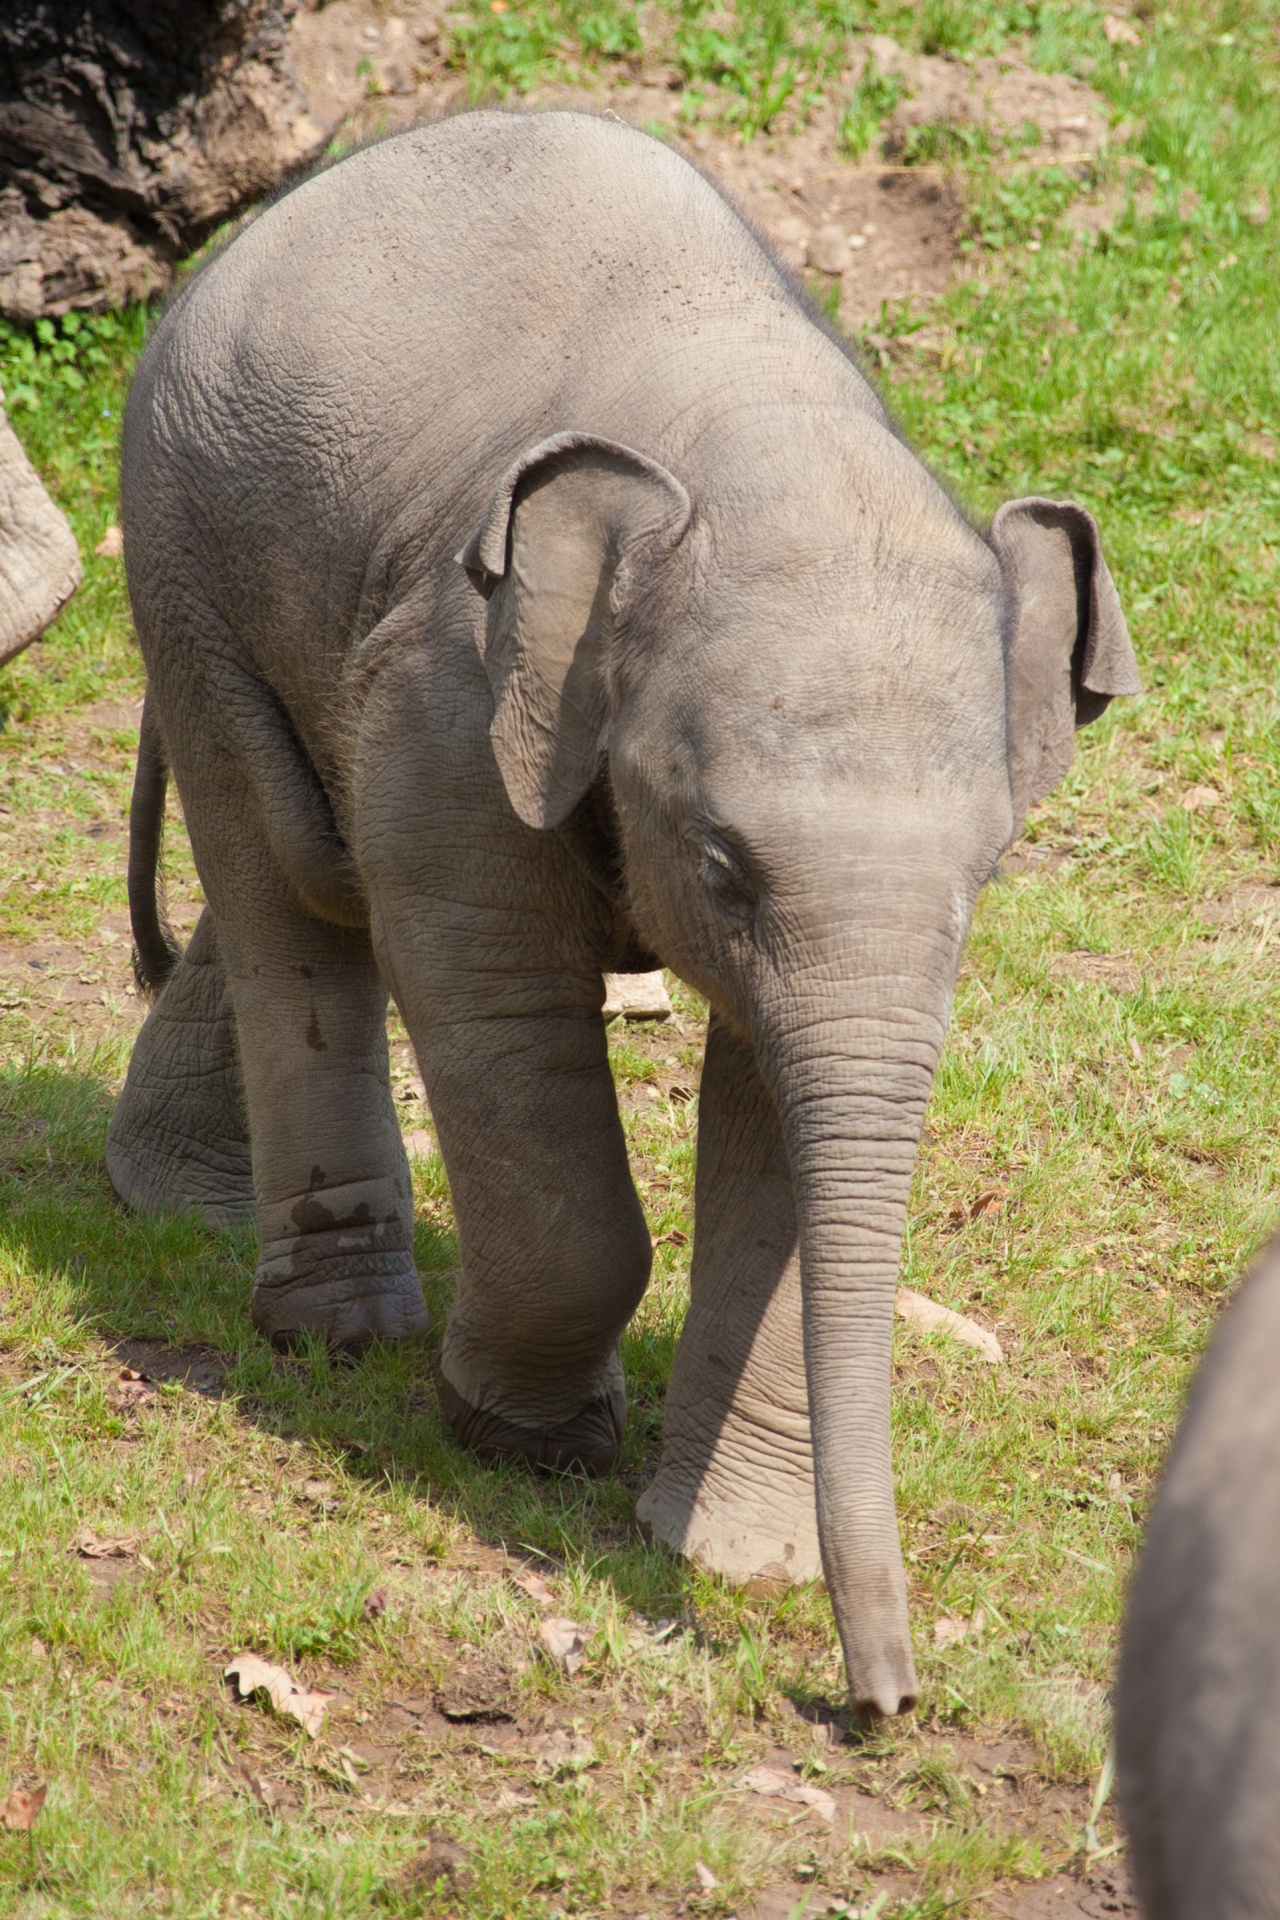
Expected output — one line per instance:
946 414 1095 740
107 111 1139 1717
1117 1231 1280 1918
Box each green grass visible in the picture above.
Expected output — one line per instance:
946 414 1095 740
2 0 1280 1912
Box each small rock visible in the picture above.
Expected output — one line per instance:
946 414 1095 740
602 970 672 1021
806 224 851 276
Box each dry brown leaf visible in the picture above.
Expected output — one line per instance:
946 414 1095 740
740 1764 835 1822
896 1287 1004 1364
695 1863 718 1891
537 1616 589 1676
1103 13 1141 42
70 1527 141 1559
512 1568 556 1608
95 525 124 558
224 1653 333 1739
362 1587 389 1620
2 1783 47 1831
1181 784 1221 813
934 1607 986 1650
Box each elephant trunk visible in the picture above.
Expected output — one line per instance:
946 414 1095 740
751 892 962 1716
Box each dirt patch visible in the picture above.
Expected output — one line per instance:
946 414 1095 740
1197 882 1280 929
868 39 1108 167
107 1338 229 1397
0 925 143 1028
990 1865 1137 1916
1001 841 1075 876
1049 952 1143 995
288 3 1111 328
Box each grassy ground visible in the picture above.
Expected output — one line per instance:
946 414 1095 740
2 1 1279 1914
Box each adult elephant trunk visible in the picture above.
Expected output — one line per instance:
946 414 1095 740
750 878 964 1716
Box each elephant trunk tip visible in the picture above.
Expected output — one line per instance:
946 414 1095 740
851 1681 918 1721
844 1643 919 1721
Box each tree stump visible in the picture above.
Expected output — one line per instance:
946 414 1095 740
0 1 325 322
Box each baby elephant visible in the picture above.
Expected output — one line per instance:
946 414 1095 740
107 110 1139 1716
1117 1231 1280 1917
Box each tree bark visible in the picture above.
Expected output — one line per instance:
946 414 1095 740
0 1 324 322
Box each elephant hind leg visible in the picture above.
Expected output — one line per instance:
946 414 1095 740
106 907 255 1226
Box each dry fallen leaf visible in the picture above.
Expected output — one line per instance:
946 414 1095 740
512 1568 556 1608
70 1527 141 1559
1103 13 1141 43
362 1587 389 1620
1181 784 1221 813
95 524 124 558
2 1783 47 1831
895 1288 1004 1365
934 1607 986 1650
949 1185 1009 1224
537 1616 589 1676
741 1764 836 1823
695 1862 718 1891
224 1653 333 1740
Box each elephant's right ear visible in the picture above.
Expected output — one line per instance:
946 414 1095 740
991 497 1141 834
459 432 690 831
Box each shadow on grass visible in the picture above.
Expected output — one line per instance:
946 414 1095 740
0 1062 698 1619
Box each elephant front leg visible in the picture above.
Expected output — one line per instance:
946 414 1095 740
219 907 427 1353
636 1014 821 1590
106 907 254 1226
392 963 652 1474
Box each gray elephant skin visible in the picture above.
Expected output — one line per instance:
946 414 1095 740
107 110 1139 1716
1117 1231 1280 1917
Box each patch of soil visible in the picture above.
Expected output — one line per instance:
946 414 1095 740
434 1655 518 1723
1001 841 1075 876
1049 951 1142 995
871 39 1108 167
990 1865 1137 1917
107 1337 228 1397
1197 881 1280 928
0 925 144 1032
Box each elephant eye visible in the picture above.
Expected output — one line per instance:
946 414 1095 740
697 830 758 924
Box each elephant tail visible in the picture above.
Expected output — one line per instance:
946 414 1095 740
128 691 181 996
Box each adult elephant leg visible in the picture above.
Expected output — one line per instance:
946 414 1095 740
106 906 255 1225
636 1014 819 1587
213 883 426 1352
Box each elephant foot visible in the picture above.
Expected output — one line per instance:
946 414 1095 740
251 1263 429 1354
436 1368 624 1474
636 1449 822 1594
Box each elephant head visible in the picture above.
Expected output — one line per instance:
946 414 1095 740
462 425 1139 1716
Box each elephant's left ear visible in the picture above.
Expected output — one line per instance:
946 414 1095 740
459 431 690 831
991 497 1141 831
